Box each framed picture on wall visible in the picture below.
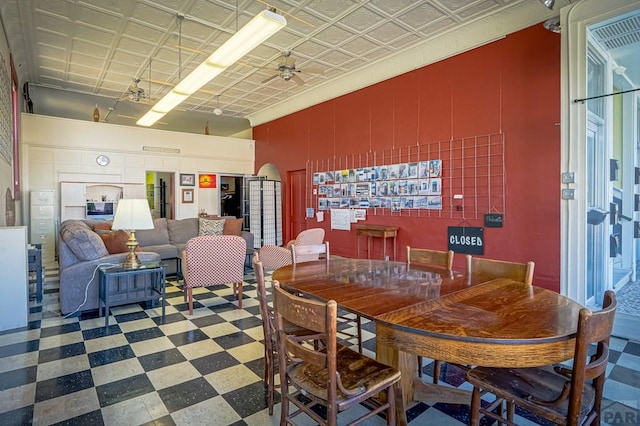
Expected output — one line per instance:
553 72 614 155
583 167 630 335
180 173 195 186
182 188 194 203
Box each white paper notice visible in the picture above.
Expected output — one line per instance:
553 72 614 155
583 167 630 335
316 211 324 222
331 209 351 230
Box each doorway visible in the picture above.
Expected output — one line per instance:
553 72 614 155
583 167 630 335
288 169 307 241
146 171 174 219
564 1 640 340
220 176 243 218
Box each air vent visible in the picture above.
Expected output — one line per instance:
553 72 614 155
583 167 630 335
591 14 640 50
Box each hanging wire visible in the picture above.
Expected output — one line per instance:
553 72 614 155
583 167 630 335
177 14 183 80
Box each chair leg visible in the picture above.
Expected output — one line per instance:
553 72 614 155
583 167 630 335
507 400 515 424
280 381 289 426
188 287 193 315
470 386 481 426
356 315 363 353
432 359 441 384
263 340 274 415
417 356 423 378
386 382 396 426
236 282 242 309
393 381 405 425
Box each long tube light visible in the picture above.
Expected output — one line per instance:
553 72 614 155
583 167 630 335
137 9 286 127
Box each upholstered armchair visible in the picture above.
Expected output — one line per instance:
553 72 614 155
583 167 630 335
181 235 246 314
257 228 325 271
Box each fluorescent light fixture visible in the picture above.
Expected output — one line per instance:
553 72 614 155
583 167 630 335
136 110 166 127
152 92 189 113
137 9 286 127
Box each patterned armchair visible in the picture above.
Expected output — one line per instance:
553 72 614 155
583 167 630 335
258 228 325 271
181 235 246 314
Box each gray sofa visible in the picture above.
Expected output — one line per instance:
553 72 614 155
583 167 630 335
59 217 254 315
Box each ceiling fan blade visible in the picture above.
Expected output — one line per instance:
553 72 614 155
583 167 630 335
261 74 279 84
291 74 305 86
299 67 324 75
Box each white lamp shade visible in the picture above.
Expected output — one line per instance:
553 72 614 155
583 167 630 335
112 199 154 230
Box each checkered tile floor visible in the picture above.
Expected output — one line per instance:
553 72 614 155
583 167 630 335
1 266 640 425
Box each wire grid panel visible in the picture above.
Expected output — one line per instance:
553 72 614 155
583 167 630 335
249 180 283 248
307 132 505 220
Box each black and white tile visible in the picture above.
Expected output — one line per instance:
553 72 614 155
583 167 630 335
1 267 639 425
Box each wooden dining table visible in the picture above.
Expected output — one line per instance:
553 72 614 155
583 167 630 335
273 258 583 425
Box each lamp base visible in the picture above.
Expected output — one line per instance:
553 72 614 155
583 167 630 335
122 231 142 269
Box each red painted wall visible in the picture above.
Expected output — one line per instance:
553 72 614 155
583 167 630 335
254 24 561 291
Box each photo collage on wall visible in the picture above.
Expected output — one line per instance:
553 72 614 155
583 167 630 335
313 160 442 212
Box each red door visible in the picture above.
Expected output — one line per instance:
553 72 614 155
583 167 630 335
288 170 307 240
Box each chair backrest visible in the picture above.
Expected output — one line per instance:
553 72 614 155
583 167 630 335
291 241 329 264
566 290 617 424
273 280 338 397
293 228 325 246
253 253 272 317
466 255 535 285
182 235 246 288
258 244 292 271
407 246 454 270
253 253 276 345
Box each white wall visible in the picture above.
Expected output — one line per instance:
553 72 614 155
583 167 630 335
0 16 18 227
21 114 255 227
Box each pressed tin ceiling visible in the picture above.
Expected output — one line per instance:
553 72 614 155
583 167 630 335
0 0 606 137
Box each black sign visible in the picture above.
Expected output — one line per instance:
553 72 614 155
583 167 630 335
448 226 484 255
484 213 503 228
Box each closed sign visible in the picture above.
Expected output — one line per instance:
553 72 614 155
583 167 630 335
448 226 484 254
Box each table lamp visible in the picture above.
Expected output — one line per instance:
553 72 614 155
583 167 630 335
111 199 154 268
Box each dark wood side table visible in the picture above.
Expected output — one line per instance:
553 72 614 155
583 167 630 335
355 224 399 261
98 262 167 329
28 244 43 303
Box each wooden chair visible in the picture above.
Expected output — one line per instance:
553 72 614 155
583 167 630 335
466 255 535 285
406 246 454 382
253 252 322 415
290 241 330 264
253 253 278 415
181 235 246 314
407 246 454 270
466 290 617 426
291 241 364 354
272 280 403 426
258 228 326 271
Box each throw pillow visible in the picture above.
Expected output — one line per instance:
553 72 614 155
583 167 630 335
223 218 243 236
92 222 112 232
199 218 225 236
99 230 131 254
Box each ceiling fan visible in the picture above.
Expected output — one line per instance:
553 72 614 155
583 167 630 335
261 51 324 86
120 77 148 103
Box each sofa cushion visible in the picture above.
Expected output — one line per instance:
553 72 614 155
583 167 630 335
223 218 243 236
168 218 199 245
139 244 179 260
60 221 109 261
136 218 170 246
199 218 225 236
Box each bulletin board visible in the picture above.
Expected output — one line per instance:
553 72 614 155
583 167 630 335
307 132 505 220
